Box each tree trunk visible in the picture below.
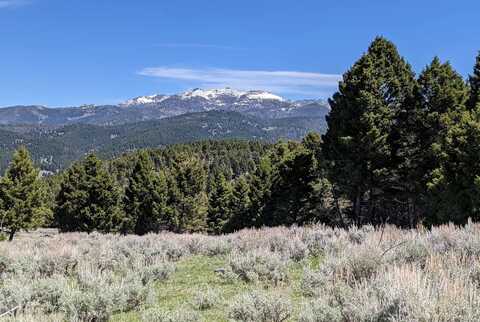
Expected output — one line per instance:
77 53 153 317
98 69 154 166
332 187 345 227
8 229 16 242
408 197 415 228
354 192 361 225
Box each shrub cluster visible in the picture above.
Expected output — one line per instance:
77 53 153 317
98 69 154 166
0 233 176 321
3 222 480 321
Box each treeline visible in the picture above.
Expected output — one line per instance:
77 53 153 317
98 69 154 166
54 139 278 235
52 137 326 235
0 137 327 238
2 37 480 239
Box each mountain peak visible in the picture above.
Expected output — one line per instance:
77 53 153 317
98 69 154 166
177 87 287 102
180 87 246 100
241 90 284 102
121 88 287 106
121 94 170 106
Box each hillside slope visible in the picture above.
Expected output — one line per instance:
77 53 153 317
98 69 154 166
0 111 326 172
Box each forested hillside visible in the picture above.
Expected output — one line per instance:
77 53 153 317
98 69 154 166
0 111 326 172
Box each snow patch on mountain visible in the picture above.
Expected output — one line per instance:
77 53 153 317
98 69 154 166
122 94 170 106
181 88 245 100
122 88 287 106
243 91 284 101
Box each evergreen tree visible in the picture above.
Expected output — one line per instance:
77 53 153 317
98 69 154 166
123 151 168 235
0 147 51 241
262 145 317 226
206 174 233 234
302 132 323 164
468 52 480 110
225 175 251 232
322 37 417 225
301 133 336 225
246 156 273 228
55 154 123 233
417 58 469 222
427 108 480 224
166 154 208 232
418 58 468 145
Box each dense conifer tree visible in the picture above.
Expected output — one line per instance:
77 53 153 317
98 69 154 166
0 147 51 240
166 154 208 232
416 58 469 223
246 156 273 228
468 52 480 110
224 175 251 232
422 56 480 224
55 154 123 233
206 174 233 234
262 146 317 226
427 108 480 224
322 37 417 225
123 151 168 235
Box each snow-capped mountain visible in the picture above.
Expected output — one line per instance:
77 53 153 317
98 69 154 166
122 88 285 107
122 94 170 106
0 89 330 171
0 88 329 126
118 88 327 119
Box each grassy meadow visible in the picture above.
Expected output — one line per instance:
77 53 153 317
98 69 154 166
2 224 480 321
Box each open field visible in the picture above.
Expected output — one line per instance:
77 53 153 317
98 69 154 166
2 223 480 321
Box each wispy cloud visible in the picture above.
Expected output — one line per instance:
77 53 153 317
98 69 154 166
154 43 243 51
138 67 341 97
0 0 30 8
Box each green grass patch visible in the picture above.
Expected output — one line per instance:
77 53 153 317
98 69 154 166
112 255 315 321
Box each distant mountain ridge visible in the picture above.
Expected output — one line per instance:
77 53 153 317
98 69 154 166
0 88 329 127
0 88 329 172
0 110 327 172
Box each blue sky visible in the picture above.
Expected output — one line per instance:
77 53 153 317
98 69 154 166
1 0 479 107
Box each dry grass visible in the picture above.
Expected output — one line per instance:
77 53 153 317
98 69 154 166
1 222 480 321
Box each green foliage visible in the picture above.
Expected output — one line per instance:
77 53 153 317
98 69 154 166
0 111 327 173
122 150 169 235
262 142 318 226
417 58 470 223
0 146 51 240
427 108 480 224
54 154 123 233
224 175 251 233
164 154 208 233
468 52 480 110
323 37 419 225
206 174 233 234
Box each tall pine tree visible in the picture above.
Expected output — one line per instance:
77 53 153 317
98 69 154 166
0 147 51 241
166 154 208 233
322 37 417 225
246 156 273 228
427 108 480 224
123 151 168 235
417 58 469 223
468 52 480 110
224 175 251 232
262 144 317 226
206 174 233 234
423 56 479 224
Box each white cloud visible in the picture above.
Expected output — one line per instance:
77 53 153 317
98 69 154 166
138 67 341 97
0 0 30 8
